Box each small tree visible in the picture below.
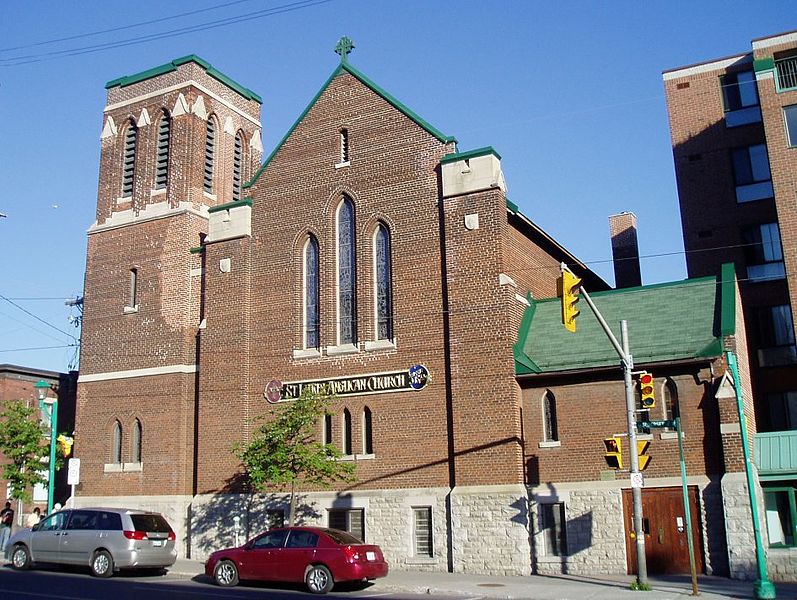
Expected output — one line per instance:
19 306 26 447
0 400 49 502
233 388 356 525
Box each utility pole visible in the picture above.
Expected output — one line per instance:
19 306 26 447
560 264 648 586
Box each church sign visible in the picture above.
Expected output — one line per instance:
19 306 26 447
274 365 430 401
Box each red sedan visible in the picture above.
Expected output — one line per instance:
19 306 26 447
205 526 389 594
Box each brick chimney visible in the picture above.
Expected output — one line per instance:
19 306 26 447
609 212 642 289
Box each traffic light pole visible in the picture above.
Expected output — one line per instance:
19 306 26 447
578 284 648 586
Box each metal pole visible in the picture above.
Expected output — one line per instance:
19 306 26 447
676 417 699 596
726 352 776 600
621 320 647 586
47 399 58 515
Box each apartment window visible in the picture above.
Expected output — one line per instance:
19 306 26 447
764 488 796 547
328 508 364 541
539 502 568 556
233 131 244 201
132 418 142 463
362 406 373 454
342 408 352 455
323 414 333 445
128 268 138 308
721 70 761 127
413 507 433 557
785 105 797 148
542 391 558 442
155 112 170 189
121 121 137 198
775 53 797 91
374 223 393 341
340 128 350 163
204 117 216 194
742 223 785 282
337 197 357 345
112 420 122 464
304 236 320 349
732 144 773 203
767 391 797 431
755 305 797 367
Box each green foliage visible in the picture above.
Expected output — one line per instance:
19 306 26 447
629 581 652 591
0 400 49 502
233 388 356 524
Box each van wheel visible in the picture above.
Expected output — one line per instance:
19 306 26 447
305 564 334 594
213 560 239 587
10 544 31 570
90 550 114 578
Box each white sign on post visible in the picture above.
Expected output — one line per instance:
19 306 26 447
67 458 80 485
630 472 644 489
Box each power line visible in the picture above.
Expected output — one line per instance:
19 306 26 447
0 294 78 341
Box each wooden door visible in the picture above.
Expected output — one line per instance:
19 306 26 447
622 486 704 575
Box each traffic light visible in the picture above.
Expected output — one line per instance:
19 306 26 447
604 437 623 469
639 372 656 409
57 434 74 458
637 440 651 471
560 270 581 333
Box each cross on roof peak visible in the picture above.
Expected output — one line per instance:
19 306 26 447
335 37 355 62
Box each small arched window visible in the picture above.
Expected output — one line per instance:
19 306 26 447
304 236 320 350
155 111 171 189
233 131 244 201
337 197 357 345
122 121 138 197
112 420 123 464
343 409 353 456
323 414 333 445
362 406 373 455
340 128 350 163
542 391 558 443
664 379 680 429
374 223 393 341
204 117 216 194
132 419 142 463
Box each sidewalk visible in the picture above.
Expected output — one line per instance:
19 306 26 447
170 558 797 599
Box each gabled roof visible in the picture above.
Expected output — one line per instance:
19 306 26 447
244 60 456 189
515 264 736 375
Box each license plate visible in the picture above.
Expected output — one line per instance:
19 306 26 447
152 540 163 547
366 551 376 561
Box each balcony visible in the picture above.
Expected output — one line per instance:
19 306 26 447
776 55 797 91
756 430 797 480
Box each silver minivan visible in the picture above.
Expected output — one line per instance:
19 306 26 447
4 507 177 577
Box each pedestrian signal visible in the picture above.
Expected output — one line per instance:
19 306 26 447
637 439 651 471
560 270 581 333
604 437 623 469
639 372 656 409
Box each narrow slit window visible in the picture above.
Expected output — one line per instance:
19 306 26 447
204 117 215 194
374 224 393 341
340 128 349 163
542 391 558 442
112 420 123 464
304 236 320 349
413 507 433 557
362 406 373 454
128 268 138 308
323 414 333 445
132 419 142 463
155 112 170 189
122 121 138 197
233 131 243 201
663 379 680 431
343 408 352 455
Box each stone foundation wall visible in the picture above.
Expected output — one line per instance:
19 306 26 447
721 472 759 580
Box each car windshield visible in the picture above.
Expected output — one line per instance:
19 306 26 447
130 513 171 533
324 528 364 545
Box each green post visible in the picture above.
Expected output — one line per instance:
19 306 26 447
726 351 775 599
676 417 699 596
46 399 58 515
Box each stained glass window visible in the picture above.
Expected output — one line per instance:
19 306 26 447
338 198 357 344
375 224 393 340
305 236 320 349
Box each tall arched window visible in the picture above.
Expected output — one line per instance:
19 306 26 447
362 406 373 454
374 223 393 341
121 120 138 197
323 414 333 445
542 391 558 442
304 236 320 350
233 131 244 201
155 111 171 189
343 409 353 456
132 419 142 463
112 420 123 464
204 117 216 194
664 379 680 428
337 197 357 345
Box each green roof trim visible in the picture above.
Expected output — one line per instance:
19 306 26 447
244 60 455 189
207 198 253 213
440 146 501 165
189 246 204 254
515 274 726 374
506 198 519 214
106 55 262 104
754 57 775 72
719 262 736 337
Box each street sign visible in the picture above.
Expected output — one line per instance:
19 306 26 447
637 419 675 430
630 472 644 488
67 458 80 485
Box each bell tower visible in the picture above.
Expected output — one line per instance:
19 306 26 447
75 56 261 551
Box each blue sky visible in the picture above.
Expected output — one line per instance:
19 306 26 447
0 1 794 374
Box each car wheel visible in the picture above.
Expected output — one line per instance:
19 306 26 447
90 549 114 578
213 560 239 587
305 564 334 594
10 544 31 570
